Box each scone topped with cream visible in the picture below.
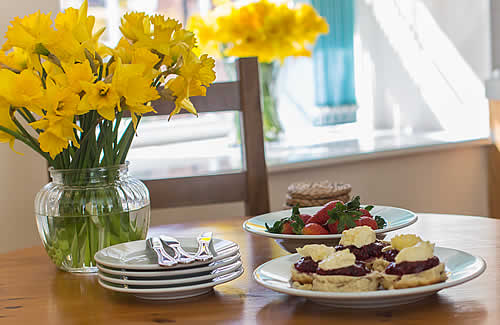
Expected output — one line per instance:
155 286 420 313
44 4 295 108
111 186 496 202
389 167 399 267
312 249 379 292
335 226 388 262
291 244 336 289
381 239 447 289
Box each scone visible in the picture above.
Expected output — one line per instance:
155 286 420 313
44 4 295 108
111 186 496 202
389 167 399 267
372 234 422 272
335 226 389 268
290 244 336 288
312 250 379 292
381 240 447 289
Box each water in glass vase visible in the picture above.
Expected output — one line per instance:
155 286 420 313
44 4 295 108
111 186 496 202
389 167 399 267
36 206 149 273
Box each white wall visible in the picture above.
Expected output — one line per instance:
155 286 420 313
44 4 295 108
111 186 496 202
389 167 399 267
150 144 489 226
0 0 59 253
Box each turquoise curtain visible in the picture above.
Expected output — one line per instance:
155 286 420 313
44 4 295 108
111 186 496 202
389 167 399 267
312 0 356 107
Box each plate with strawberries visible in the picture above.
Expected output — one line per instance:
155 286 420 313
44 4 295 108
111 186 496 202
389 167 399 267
243 196 418 253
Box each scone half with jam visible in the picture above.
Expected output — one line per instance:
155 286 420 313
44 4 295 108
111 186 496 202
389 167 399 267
381 240 447 289
335 226 389 269
312 249 379 292
291 244 336 290
372 234 423 272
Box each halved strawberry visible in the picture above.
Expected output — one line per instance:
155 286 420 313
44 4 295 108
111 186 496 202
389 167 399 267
309 200 342 224
303 223 329 235
281 221 294 234
359 208 372 218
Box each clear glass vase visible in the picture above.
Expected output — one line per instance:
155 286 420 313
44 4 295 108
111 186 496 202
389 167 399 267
35 163 150 273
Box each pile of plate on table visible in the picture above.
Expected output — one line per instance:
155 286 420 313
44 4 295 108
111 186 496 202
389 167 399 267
284 181 352 209
95 232 243 300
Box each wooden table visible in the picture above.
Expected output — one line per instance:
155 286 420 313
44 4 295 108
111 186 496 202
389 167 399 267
1 214 498 324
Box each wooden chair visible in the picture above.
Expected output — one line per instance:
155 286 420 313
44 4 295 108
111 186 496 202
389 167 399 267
143 57 270 216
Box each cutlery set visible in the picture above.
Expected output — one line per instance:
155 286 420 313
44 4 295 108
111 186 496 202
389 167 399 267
147 232 214 266
95 234 243 300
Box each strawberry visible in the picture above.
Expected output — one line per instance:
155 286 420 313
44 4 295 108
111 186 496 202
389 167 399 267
327 221 339 234
299 214 312 224
309 200 342 224
358 216 378 230
281 221 294 234
359 208 372 218
303 223 329 235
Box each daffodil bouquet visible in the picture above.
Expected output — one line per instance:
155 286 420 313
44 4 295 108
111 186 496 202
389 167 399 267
0 0 215 169
1 1 216 272
189 0 328 141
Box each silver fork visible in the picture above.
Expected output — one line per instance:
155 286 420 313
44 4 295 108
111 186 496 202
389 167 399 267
159 235 196 264
146 237 178 267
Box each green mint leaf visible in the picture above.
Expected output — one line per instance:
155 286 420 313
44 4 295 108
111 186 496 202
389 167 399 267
346 196 361 210
290 207 305 234
265 218 285 233
350 211 363 218
364 205 374 211
375 216 387 229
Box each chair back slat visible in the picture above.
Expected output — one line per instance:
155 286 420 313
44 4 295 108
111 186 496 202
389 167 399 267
144 172 247 209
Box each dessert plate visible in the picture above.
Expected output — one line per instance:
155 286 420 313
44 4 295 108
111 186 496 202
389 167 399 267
253 247 486 308
244 205 418 252
98 260 242 286
98 267 244 300
94 237 239 270
96 252 241 278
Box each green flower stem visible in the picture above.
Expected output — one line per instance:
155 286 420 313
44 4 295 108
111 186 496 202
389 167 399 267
115 117 139 164
21 108 37 124
0 125 54 164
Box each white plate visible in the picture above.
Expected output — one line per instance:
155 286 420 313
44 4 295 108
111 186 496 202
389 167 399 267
253 247 486 308
97 252 241 278
98 260 243 286
244 205 417 239
94 237 239 270
98 267 244 300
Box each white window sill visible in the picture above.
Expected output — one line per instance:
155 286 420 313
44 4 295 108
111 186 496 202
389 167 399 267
127 124 490 180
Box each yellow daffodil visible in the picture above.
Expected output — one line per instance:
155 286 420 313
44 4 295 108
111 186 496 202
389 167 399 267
2 11 58 70
0 69 44 114
31 115 82 158
61 61 95 94
79 81 120 120
166 54 216 119
39 80 80 117
0 48 28 72
131 48 161 79
54 0 105 53
112 59 159 127
119 12 151 42
0 98 18 149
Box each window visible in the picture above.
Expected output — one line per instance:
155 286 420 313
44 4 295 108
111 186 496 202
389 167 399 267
60 0 490 180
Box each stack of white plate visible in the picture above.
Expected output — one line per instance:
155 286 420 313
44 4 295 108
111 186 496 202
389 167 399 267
95 237 243 300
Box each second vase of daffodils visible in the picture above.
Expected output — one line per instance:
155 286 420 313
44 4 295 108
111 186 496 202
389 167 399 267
189 0 329 141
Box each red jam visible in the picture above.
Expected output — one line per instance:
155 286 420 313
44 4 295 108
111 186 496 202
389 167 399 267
335 241 388 261
294 256 318 273
385 256 440 276
382 249 399 262
316 263 371 276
